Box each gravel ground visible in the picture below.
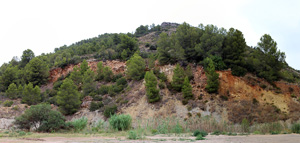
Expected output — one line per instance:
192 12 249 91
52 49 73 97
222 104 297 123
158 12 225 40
1 134 300 143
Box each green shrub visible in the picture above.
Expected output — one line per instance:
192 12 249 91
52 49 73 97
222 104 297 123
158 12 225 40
109 114 132 131
3 100 13 107
128 130 139 140
97 85 110 95
68 117 88 132
14 104 66 132
91 120 105 132
241 118 250 133
196 134 205 140
89 101 103 111
193 130 208 137
172 122 183 134
38 110 66 132
211 130 221 135
228 132 237 136
291 123 300 134
104 105 117 118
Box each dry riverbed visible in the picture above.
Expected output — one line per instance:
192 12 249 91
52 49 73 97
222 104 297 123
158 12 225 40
1 134 300 143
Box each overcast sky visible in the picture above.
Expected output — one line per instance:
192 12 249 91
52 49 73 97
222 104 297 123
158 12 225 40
0 0 299 69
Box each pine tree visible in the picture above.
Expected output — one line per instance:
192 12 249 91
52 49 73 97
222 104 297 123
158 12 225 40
6 83 18 99
96 61 104 81
82 69 96 97
205 58 220 93
182 77 193 100
145 70 160 103
157 32 171 65
171 64 185 91
22 83 41 105
121 49 128 61
80 60 89 75
103 67 114 82
222 28 247 76
70 66 83 86
25 57 49 86
126 53 145 80
57 79 81 115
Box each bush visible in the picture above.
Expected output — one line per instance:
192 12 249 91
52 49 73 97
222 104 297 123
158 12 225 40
241 118 250 133
193 130 208 137
291 123 300 134
93 95 103 101
97 85 110 95
3 100 13 107
68 117 88 132
14 104 66 132
128 130 139 140
196 135 205 140
109 114 132 131
104 105 117 118
89 101 103 111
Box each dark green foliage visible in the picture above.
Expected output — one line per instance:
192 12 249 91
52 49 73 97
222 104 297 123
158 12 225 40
104 104 117 118
126 53 145 80
135 25 149 37
89 101 103 111
68 117 88 132
20 49 35 68
145 70 160 103
109 114 132 131
25 57 49 86
157 32 171 65
82 69 96 97
195 24 225 61
222 28 247 76
203 56 226 71
3 100 13 107
22 83 41 105
6 83 18 99
175 22 202 62
70 66 83 86
57 79 81 115
196 135 205 140
171 64 185 91
0 66 18 91
14 104 66 132
97 85 110 95
205 58 220 93
246 34 286 82
103 66 114 82
117 34 138 59
38 110 66 132
80 60 89 75
96 61 104 81
182 77 193 100
291 123 300 134
193 130 208 137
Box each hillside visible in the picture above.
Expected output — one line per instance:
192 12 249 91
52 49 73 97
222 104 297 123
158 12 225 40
0 22 300 131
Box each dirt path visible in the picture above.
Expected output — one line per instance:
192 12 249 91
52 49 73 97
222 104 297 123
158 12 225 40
1 134 300 143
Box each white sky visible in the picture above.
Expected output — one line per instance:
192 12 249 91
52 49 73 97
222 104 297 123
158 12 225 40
0 0 300 69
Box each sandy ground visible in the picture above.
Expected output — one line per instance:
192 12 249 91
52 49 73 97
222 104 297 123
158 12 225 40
1 134 300 143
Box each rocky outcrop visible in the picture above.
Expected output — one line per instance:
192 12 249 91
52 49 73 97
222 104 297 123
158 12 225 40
49 60 126 83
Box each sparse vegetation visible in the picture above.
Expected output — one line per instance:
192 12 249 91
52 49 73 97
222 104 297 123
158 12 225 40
109 114 132 131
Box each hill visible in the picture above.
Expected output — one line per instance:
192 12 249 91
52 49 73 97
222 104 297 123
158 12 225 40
0 22 300 131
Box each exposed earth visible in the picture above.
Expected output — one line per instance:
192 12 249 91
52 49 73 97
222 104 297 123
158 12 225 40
1 134 300 143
